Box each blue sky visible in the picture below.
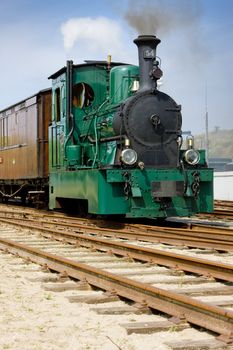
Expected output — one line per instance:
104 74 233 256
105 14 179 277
0 0 233 134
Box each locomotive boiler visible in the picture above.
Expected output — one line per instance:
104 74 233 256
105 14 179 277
0 35 213 218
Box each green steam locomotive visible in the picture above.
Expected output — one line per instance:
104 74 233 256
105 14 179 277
48 35 213 218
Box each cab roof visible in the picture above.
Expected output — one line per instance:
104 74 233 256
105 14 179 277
48 61 128 80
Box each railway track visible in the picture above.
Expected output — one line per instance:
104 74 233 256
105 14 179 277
0 207 232 347
214 199 233 220
199 200 233 221
215 200 233 209
0 206 233 252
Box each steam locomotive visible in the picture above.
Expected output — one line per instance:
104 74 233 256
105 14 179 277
0 35 213 218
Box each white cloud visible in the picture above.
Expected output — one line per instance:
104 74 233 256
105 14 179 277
60 16 124 56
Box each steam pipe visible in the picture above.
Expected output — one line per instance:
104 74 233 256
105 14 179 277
134 35 161 92
64 60 76 160
66 60 75 144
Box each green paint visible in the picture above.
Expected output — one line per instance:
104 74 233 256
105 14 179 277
48 61 214 218
110 65 139 105
49 167 213 218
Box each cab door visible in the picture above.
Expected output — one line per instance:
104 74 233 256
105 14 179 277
50 83 65 170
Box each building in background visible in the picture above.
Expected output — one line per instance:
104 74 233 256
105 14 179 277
209 157 233 171
214 171 233 200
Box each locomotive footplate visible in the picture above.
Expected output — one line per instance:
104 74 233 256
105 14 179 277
151 181 184 198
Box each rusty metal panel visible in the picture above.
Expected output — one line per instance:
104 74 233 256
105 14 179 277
151 181 184 197
0 90 52 180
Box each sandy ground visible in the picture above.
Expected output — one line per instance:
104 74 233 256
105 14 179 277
0 250 219 350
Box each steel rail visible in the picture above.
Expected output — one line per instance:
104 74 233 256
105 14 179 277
144 226 233 243
201 201 233 220
20 216 233 242
0 237 232 337
1 215 233 252
0 217 233 282
215 200 233 208
199 212 233 221
188 224 233 234
214 209 233 218
0 207 232 236
1 209 233 240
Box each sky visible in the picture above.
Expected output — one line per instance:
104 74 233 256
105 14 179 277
0 0 233 135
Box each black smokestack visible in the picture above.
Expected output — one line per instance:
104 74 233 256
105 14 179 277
134 35 161 92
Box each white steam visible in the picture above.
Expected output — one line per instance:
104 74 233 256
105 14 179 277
61 17 124 55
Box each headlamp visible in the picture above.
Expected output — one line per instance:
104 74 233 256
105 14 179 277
183 149 200 165
121 148 137 166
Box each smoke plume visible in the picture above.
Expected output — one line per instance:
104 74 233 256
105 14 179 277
124 0 201 36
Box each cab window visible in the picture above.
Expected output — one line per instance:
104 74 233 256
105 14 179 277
55 87 61 121
72 83 94 108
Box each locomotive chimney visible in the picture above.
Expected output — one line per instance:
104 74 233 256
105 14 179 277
134 35 161 92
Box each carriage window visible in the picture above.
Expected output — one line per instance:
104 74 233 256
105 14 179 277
0 119 2 148
0 117 8 148
55 87 61 121
72 83 94 108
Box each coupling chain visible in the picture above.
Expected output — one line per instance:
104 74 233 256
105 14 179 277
191 171 200 199
123 172 131 200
